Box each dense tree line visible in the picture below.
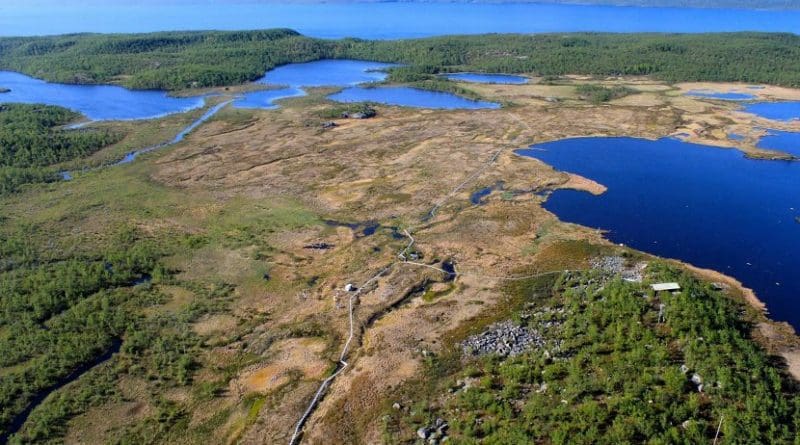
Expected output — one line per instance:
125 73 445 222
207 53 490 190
0 104 121 194
576 84 636 103
2 31 800 91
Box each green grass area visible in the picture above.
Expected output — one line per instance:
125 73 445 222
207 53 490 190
385 263 800 444
3 31 800 92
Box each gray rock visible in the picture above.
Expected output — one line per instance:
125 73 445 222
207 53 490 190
417 427 430 440
460 320 546 357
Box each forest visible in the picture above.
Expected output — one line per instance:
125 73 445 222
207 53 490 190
0 104 121 194
386 265 800 443
1 31 800 90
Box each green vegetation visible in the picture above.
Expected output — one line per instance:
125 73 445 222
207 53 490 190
0 29 321 90
576 84 636 104
388 265 800 444
0 104 121 194
0 131 323 442
0 224 166 440
3 31 800 92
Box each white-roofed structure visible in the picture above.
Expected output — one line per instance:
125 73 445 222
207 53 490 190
651 282 681 292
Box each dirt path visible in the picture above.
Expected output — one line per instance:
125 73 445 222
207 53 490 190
289 111 534 444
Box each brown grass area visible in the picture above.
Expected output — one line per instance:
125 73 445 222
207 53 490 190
64 402 150 445
239 338 329 394
61 78 799 442
562 173 608 195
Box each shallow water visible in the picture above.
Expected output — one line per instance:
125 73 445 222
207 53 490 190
4 2 800 38
686 90 755 101
232 60 500 110
113 99 232 166
743 101 800 121
517 137 800 330
0 71 204 121
233 88 305 109
445 73 528 85
329 86 499 110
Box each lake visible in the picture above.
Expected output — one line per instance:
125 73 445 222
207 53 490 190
0 71 205 121
1 60 497 120
517 137 800 330
255 59 395 87
686 90 756 101
445 73 529 85
2 1 800 38
743 101 800 121
233 88 305 110
329 86 500 109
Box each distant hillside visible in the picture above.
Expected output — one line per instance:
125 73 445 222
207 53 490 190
3 31 800 91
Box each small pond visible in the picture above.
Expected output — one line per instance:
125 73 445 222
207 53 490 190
743 101 800 122
686 90 756 101
329 86 500 109
445 73 528 84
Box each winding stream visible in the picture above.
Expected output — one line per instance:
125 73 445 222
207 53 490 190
0 339 122 443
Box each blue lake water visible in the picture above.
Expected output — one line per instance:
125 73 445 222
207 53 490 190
445 73 528 85
232 60 498 110
2 59 493 119
0 71 204 121
757 130 800 157
743 101 800 121
517 137 800 330
255 59 395 87
686 90 755 101
329 86 500 109
729 133 745 141
233 88 305 110
2 2 800 38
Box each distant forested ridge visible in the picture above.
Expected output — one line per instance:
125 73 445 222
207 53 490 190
1 31 800 90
